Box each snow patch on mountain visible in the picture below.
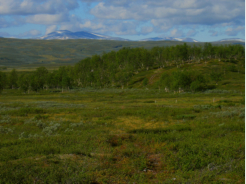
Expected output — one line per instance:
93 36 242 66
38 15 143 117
39 30 128 41
140 37 199 42
217 38 245 42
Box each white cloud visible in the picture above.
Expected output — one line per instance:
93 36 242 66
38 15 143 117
29 29 41 36
170 28 184 37
186 29 198 37
0 17 10 28
91 0 244 23
91 2 135 20
60 19 138 35
0 0 244 39
151 20 172 31
18 29 42 38
90 0 244 35
0 0 78 15
225 26 245 36
45 25 58 34
0 0 79 31
26 13 68 25
141 26 153 34
209 30 218 37
0 31 10 37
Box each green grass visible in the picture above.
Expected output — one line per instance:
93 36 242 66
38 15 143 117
0 88 244 183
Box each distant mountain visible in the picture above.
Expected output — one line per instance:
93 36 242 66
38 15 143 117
39 30 129 41
140 37 199 42
216 38 245 42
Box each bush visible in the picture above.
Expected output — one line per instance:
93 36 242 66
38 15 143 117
36 120 46 129
210 71 223 85
34 114 49 120
190 81 206 92
193 105 214 110
14 108 46 116
0 126 13 134
227 65 238 72
42 122 61 136
239 112 245 118
159 71 208 92
175 114 196 120
142 78 148 86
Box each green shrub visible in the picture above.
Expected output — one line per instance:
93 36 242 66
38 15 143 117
193 105 214 110
36 120 46 129
42 122 61 136
0 126 13 134
190 80 206 92
227 65 238 72
142 78 148 86
13 108 46 116
175 114 196 120
239 112 245 118
34 114 49 120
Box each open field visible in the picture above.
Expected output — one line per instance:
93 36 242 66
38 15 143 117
0 38 244 70
0 88 244 183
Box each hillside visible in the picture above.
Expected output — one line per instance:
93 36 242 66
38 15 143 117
0 59 244 183
0 39 244 184
0 43 244 95
0 38 244 70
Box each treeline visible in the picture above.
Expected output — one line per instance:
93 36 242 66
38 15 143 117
0 43 244 92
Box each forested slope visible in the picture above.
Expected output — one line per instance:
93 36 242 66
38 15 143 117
0 43 244 93
0 37 244 69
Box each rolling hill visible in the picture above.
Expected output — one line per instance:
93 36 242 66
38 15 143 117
0 37 244 70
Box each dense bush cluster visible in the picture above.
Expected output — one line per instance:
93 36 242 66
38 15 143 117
0 43 244 92
158 70 209 92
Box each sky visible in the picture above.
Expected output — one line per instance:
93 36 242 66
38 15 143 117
0 0 245 41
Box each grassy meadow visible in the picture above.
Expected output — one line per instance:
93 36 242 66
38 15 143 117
0 79 245 183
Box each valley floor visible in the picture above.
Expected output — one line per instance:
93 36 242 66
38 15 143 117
0 89 244 183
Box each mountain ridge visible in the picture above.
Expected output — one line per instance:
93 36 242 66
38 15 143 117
139 37 199 42
37 30 245 43
216 38 245 42
39 30 129 41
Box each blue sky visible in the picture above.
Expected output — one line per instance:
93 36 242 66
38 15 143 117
0 0 245 41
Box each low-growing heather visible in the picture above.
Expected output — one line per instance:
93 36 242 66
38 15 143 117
0 88 244 183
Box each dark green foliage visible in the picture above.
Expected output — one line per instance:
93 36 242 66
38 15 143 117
0 71 7 92
210 71 223 85
18 73 30 93
175 114 196 120
159 70 208 92
9 69 18 89
2 43 245 93
8 107 46 116
172 70 193 90
68 43 243 90
227 65 238 72
142 78 148 86
190 74 208 92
